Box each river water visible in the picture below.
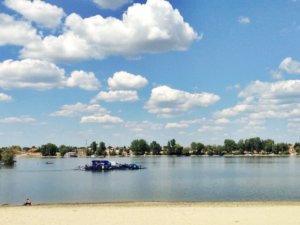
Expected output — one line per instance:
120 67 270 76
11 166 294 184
0 156 300 205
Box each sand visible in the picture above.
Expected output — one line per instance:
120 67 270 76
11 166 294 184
1 202 300 225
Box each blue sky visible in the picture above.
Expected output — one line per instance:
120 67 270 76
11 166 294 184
1 0 300 147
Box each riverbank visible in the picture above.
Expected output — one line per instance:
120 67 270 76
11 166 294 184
1 202 300 225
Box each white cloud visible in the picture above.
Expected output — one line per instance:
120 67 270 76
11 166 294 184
21 0 198 61
226 84 241 91
81 114 123 124
50 102 108 117
0 59 101 90
0 59 65 90
214 118 230 124
165 122 189 129
21 32 92 62
125 120 162 132
66 71 101 90
4 0 65 29
145 85 220 117
279 57 300 74
215 80 300 121
0 13 39 46
108 71 148 90
0 115 35 123
92 90 139 102
0 93 13 102
198 125 224 132
93 0 131 9
238 16 251 24
270 70 283 80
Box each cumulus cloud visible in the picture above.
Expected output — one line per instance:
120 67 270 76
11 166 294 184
238 16 251 24
4 0 65 29
93 0 131 9
92 90 139 102
80 114 123 124
0 115 35 123
21 0 198 62
21 32 92 62
279 57 300 74
50 102 108 117
108 71 148 90
145 85 220 117
165 122 189 129
0 13 39 46
0 59 100 90
66 71 101 90
0 59 65 90
0 93 13 102
215 80 300 121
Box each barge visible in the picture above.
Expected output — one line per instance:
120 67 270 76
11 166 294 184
84 160 144 171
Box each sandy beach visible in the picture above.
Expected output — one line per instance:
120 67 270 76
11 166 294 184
1 202 300 225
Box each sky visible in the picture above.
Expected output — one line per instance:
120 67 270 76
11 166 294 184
1 0 300 147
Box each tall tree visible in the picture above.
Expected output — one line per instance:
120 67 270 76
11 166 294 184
262 139 275 153
166 139 177 155
59 145 74 157
237 139 245 154
39 143 58 156
295 142 300 154
90 141 97 154
130 139 150 155
190 142 205 155
224 139 237 154
149 141 162 155
174 144 183 156
97 142 106 156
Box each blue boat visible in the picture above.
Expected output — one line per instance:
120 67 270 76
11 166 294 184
84 160 144 171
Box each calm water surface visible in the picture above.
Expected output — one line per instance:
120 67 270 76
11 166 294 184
1 156 300 205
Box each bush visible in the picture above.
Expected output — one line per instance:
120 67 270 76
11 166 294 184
39 143 58 156
1 148 16 166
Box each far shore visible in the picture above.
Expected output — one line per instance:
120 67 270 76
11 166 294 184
15 152 297 158
1 202 300 225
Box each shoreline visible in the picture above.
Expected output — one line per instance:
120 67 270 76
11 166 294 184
1 201 300 225
2 201 300 208
16 153 298 158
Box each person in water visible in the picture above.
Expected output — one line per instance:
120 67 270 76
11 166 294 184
23 198 31 206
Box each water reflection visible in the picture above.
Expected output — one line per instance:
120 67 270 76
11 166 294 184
1 156 300 204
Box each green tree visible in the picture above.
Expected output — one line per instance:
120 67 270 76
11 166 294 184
262 139 275 154
110 149 117 156
149 141 162 155
214 145 225 156
237 139 245 154
165 139 177 155
224 139 237 154
97 142 106 156
90 141 97 154
190 142 205 155
59 145 74 157
1 147 16 166
182 147 191 156
130 139 150 155
174 144 183 156
245 137 262 153
39 143 58 156
276 143 289 154
295 143 300 154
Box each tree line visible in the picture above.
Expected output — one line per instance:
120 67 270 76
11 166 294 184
1 137 299 166
129 137 298 156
